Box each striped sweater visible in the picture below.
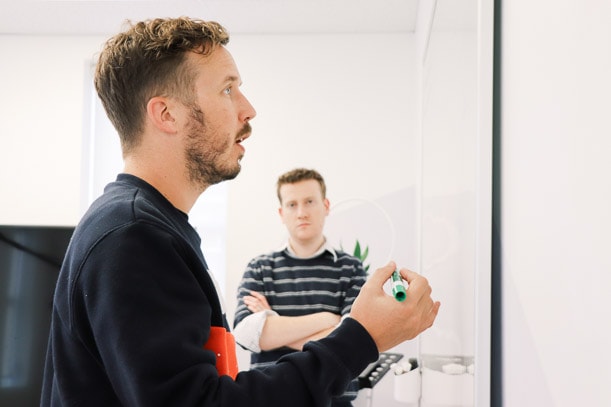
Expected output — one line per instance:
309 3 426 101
234 247 367 405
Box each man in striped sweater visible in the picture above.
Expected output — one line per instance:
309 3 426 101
234 168 367 406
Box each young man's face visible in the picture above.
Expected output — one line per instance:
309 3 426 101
278 179 330 245
182 46 256 188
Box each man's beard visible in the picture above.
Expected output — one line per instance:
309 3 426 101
185 106 249 188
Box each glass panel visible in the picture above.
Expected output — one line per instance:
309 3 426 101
418 0 490 406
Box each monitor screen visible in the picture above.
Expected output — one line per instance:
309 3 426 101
0 225 74 407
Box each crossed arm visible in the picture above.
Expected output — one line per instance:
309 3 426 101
243 291 341 351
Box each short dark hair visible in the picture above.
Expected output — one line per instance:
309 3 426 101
276 168 327 203
94 17 229 153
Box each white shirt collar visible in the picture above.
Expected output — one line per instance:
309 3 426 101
279 237 338 262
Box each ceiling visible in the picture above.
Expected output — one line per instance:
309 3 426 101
0 0 420 36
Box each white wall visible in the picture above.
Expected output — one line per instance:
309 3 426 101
500 1 611 406
0 32 416 242
0 35 106 226
224 33 418 321
416 1 493 406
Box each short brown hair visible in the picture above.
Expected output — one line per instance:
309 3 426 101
276 168 327 203
94 17 229 153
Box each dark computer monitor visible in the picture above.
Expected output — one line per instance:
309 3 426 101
0 225 74 407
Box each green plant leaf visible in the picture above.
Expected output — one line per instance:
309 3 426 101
362 245 369 262
354 240 361 258
350 239 371 273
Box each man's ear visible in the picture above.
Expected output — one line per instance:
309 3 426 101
146 96 178 133
278 207 286 223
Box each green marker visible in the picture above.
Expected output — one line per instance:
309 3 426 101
391 270 407 302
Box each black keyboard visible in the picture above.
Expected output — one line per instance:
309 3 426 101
357 352 404 389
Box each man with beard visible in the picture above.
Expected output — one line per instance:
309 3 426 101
41 17 440 407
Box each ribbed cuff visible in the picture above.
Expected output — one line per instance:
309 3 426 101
308 317 378 378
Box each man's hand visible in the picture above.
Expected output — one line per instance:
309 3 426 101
350 261 440 352
244 291 271 313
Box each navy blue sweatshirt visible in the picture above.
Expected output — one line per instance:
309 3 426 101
41 174 378 407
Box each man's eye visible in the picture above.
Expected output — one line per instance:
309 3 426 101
223 87 232 95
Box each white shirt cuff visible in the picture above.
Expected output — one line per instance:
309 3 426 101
233 310 278 353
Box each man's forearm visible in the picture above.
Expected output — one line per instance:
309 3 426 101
285 326 337 350
260 312 340 351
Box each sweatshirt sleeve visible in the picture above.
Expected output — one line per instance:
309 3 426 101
68 222 378 407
